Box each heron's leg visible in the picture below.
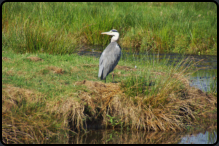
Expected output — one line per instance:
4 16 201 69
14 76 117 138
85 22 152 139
105 78 106 83
112 71 115 83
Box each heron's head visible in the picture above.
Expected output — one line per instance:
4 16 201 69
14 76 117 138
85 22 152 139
101 29 119 42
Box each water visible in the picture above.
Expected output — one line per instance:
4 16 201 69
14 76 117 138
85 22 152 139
76 48 217 144
178 130 217 144
68 128 217 144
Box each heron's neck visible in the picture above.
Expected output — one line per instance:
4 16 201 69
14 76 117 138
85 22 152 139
111 33 119 42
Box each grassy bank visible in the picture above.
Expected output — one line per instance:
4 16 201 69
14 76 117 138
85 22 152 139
2 46 217 143
2 2 217 55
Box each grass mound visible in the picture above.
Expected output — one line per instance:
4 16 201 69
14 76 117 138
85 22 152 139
2 76 216 143
71 77 216 132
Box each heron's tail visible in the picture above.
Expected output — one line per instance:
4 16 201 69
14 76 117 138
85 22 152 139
98 66 104 80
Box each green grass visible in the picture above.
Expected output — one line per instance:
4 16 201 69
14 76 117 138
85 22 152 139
2 52 94 96
2 2 217 55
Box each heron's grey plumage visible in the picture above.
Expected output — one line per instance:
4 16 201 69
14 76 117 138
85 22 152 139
98 42 121 80
98 29 121 81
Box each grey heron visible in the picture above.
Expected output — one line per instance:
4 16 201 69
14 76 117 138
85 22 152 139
98 29 121 83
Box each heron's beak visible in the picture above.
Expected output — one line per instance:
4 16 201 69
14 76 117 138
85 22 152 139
101 31 113 35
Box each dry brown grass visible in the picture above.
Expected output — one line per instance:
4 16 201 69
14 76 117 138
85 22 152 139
26 56 43 62
63 76 216 132
2 84 48 144
2 84 44 113
45 66 65 74
115 65 137 71
6 70 14 76
70 66 80 73
2 57 11 61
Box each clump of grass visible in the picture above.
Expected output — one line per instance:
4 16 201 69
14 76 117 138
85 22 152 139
120 74 152 97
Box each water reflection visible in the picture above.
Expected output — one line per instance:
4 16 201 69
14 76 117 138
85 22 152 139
69 129 185 144
68 128 217 144
178 130 217 144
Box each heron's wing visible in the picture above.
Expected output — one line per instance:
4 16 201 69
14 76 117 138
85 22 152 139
98 42 121 79
98 53 104 78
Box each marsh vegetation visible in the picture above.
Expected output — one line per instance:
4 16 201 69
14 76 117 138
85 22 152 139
2 2 217 55
2 2 217 144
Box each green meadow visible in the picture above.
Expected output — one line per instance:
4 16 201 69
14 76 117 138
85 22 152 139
2 2 217 55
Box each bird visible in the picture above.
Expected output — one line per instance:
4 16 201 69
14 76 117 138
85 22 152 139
98 29 121 83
